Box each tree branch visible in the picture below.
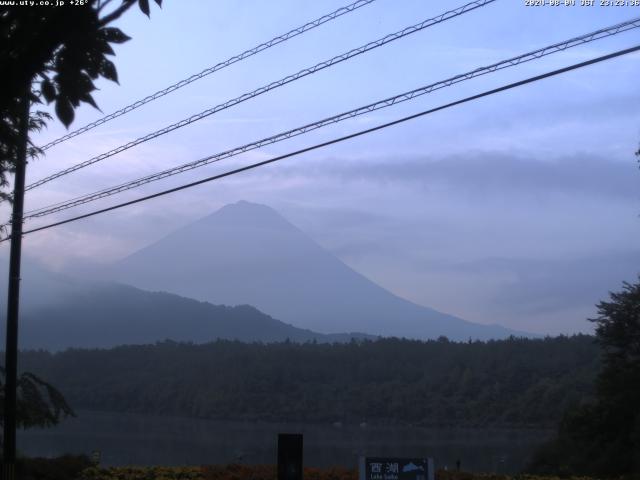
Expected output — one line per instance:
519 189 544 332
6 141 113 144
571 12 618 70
98 0 136 26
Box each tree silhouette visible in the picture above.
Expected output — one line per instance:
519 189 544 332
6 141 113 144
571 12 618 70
588 278 640 474
0 0 162 462
0 0 162 200
530 277 640 477
0 367 74 431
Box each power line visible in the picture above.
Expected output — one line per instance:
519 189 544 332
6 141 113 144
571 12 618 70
25 0 496 191
22 17 640 220
8 44 638 242
38 0 378 152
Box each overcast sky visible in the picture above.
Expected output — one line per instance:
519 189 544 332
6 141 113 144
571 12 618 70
2 0 639 335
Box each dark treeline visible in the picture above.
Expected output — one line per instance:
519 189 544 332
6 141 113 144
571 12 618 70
18 335 598 428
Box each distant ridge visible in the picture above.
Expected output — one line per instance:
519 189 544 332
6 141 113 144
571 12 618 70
0 260 374 350
108 201 530 340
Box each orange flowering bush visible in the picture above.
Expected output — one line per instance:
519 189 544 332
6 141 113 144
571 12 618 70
79 464 358 480
200 464 357 480
78 465 602 480
79 465 204 480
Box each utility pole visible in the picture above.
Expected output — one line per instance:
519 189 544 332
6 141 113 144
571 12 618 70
2 90 30 480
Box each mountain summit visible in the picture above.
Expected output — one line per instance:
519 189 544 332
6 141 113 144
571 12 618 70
109 201 526 340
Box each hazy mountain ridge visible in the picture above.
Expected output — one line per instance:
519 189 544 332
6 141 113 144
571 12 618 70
0 202 531 347
106 201 530 340
0 261 373 350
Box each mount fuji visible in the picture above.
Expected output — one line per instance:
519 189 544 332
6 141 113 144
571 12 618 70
106 201 527 340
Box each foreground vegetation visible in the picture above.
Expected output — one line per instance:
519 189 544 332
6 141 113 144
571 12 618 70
79 465 603 480
16 459 606 480
18 335 599 428
528 279 640 477
11 278 640 478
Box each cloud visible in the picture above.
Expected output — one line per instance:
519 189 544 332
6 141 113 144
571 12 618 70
8 147 638 336
262 152 640 202
446 251 640 315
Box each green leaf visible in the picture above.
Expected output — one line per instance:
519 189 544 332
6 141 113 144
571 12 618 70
77 72 96 93
29 91 42 105
55 97 74 128
101 27 131 44
139 0 150 17
99 58 118 84
96 39 115 56
85 52 101 78
80 92 100 111
41 78 56 103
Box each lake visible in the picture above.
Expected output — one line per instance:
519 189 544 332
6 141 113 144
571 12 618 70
18 410 552 473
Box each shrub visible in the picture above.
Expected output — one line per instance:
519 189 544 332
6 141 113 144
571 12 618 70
16 454 93 480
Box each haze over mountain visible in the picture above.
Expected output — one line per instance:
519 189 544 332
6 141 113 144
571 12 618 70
106 201 528 340
0 260 371 350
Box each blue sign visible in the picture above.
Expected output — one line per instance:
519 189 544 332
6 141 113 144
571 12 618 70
360 457 434 480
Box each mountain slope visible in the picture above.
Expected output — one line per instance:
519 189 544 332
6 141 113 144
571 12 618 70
108 201 527 340
0 261 370 350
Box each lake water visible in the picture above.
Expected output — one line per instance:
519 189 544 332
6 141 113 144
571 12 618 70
18 410 552 474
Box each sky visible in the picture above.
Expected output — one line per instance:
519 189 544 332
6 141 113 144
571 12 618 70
1 0 639 335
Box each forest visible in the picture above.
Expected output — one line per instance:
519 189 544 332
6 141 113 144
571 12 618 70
17 335 599 428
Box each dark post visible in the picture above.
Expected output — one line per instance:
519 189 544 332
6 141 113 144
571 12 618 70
277 433 303 480
2 91 30 480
